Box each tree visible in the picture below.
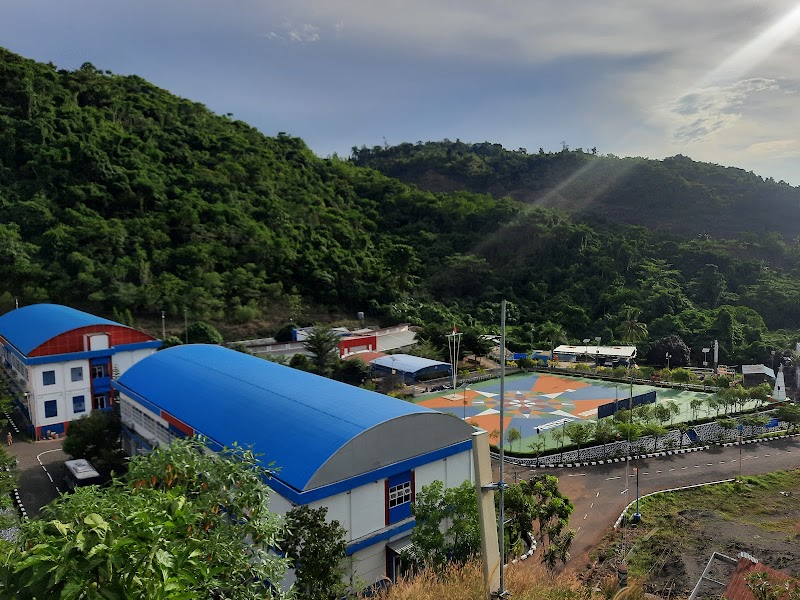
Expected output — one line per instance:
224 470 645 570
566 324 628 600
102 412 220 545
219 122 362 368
564 421 595 460
690 398 705 421
647 335 690 368
641 422 667 452
616 308 648 344
0 437 290 599
62 409 124 473
774 404 800 432
332 357 371 387
302 326 341 376
653 404 671 426
185 321 224 345
594 418 615 457
538 321 567 361
282 505 347 600
409 480 480 570
551 427 565 462
717 417 738 442
517 475 575 570
666 400 680 424
506 427 522 451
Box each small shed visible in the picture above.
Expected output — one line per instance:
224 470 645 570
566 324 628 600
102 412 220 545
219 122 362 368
741 364 775 388
370 354 452 383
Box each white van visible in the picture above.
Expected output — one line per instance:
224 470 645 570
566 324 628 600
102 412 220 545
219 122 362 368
63 459 101 492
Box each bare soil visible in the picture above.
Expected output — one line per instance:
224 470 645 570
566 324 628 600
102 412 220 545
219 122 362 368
581 476 800 598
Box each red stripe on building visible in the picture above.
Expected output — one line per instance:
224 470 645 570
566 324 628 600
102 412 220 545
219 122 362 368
29 325 156 357
160 411 194 437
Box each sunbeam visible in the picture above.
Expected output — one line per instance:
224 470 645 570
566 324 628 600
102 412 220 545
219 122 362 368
702 2 800 86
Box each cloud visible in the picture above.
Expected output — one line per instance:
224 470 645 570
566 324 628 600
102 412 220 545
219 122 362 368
666 78 782 143
745 139 800 157
264 20 321 44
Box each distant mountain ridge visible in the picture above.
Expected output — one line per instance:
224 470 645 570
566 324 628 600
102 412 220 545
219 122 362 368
352 141 800 239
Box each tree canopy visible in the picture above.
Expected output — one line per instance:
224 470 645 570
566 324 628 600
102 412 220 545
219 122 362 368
0 437 290 599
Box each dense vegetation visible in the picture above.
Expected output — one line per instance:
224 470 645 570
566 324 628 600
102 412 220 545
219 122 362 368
2 48 800 367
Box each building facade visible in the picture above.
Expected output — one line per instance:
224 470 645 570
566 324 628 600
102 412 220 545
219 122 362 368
113 344 474 585
0 304 161 439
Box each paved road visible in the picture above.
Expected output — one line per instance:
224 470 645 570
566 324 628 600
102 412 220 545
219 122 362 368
496 437 800 569
5 428 66 518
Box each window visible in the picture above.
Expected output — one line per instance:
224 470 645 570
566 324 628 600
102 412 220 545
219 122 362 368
44 400 58 418
388 481 412 508
72 395 86 414
91 365 106 379
71 367 83 382
42 370 56 386
93 395 107 410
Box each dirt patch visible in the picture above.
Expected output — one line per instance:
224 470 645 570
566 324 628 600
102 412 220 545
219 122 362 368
581 473 800 598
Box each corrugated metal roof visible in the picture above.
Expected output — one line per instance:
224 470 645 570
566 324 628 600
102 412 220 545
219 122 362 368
0 304 121 355
723 556 794 600
370 354 451 373
554 345 637 358
742 364 774 378
116 345 465 492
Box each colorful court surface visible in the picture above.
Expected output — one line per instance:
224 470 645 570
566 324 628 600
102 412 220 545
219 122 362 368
417 372 656 444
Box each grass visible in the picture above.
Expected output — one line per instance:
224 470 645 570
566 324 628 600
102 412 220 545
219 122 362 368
614 469 800 580
372 560 595 600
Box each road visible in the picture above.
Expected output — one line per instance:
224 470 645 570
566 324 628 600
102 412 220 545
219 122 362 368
496 437 800 569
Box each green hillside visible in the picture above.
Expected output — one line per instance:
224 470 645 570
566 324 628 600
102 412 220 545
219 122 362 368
352 141 800 239
1 47 800 367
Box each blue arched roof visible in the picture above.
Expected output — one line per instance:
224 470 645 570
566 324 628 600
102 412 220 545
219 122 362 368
370 354 451 374
0 304 121 355
115 345 471 494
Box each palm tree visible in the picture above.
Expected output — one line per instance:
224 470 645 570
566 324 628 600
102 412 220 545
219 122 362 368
616 308 648 344
538 321 567 364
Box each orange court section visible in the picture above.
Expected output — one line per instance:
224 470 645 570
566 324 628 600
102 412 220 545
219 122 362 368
531 374 589 394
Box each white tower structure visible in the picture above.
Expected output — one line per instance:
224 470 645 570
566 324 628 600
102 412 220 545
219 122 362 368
773 364 786 401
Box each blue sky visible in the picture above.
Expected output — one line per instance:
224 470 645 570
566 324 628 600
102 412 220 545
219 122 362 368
2 0 800 184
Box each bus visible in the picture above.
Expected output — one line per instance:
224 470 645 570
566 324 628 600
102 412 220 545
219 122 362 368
63 459 101 492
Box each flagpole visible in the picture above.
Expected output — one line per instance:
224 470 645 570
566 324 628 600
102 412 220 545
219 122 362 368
447 325 462 390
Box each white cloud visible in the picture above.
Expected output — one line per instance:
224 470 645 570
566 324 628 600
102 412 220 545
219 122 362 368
264 20 321 44
666 78 781 143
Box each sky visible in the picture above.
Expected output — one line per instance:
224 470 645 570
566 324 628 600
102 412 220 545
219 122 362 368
2 0 800 184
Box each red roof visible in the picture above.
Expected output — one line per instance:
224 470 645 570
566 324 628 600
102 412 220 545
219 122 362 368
344 351 386 363
724 557 796 600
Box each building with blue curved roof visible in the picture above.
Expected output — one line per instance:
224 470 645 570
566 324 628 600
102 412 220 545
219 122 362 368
0 304 161 439
113 344 475 585
370 353 452 384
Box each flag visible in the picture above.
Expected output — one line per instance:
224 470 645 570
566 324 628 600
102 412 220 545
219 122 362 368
453 324 457 333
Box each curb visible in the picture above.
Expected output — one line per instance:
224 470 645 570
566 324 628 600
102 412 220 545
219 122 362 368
613 478 735 529
4 413 19 435
492 445 711 469
721 431 800 447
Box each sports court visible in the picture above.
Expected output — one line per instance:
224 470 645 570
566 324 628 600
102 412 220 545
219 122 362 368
418 372 658 447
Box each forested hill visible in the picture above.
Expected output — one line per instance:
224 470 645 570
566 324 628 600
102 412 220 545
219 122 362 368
0 48 517 323
2 47 800 368
351 141 800 239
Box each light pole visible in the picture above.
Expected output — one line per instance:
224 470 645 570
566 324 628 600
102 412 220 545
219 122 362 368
771 350 776 373
583 338 590 363
595 336 601 369
666 352 671 370
463 386 471 420
702 347 710 367
632 466 641 523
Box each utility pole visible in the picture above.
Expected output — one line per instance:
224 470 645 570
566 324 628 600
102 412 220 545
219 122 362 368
161 311 166 340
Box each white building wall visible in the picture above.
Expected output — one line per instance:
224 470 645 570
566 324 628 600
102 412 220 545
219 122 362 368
349 543 388 588
113 348 157 376
348 481 385 541
413 450 473 493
